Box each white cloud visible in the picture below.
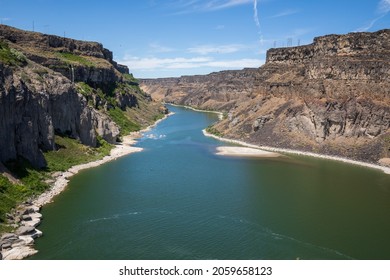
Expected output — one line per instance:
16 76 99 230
187 44 247 55
120 55 263 71
120 56 211 70
206 58 264 68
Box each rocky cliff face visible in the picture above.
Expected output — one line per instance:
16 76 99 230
0 25 162 168
141 29 390 164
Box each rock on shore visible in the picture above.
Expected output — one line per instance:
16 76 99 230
0 204 42 260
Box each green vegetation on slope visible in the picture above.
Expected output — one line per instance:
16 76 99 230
56 52 95 67
0 175 24 224
44 135 113 172
107 107 141 135
123 73 139 84
0 159 49 228
0 40 27 66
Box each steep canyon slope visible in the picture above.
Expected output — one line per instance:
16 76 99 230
141 29 390 164
0 25 164 169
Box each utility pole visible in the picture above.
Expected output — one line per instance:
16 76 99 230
287 38 292 47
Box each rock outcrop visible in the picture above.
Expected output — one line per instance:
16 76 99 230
0 25 162 168
141 29 390 164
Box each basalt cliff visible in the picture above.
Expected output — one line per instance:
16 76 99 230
141 29 390 165
0 24 165 169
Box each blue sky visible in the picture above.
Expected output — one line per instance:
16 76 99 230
1 0 389 78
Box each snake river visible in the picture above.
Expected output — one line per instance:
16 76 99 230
31 105 390 260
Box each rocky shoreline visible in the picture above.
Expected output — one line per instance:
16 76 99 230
0 113 172 260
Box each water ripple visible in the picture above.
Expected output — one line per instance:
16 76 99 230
215 214 354 260
86 212 141 223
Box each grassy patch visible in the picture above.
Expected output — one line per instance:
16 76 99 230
123 73 139 84
0 175 22 223
76 82 94 97
56 52 95 67
107 107 141 135
44 135 113 172
5 160 49 195
153 113 165 121
0 159 50 226
0 40 27 66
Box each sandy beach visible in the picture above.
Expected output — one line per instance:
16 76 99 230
203 129 390 175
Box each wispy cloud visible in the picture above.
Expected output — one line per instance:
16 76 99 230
170 0 252 14
187 44 247 55
267 9 300 19
253 0 264 51
253 0 261 33
0 17 11 23
148 43 175 53
378 0 390 13
120 55 263 71
204 0 253 11
356 0 390 31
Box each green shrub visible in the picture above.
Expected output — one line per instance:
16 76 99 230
206 126 223 137
76 82 94 97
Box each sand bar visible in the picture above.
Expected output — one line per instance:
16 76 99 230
203 129 390 175
216 146 281 158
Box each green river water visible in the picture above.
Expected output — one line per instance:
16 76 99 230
31 105 390 260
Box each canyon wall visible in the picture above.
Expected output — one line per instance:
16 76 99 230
0 25 162 168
